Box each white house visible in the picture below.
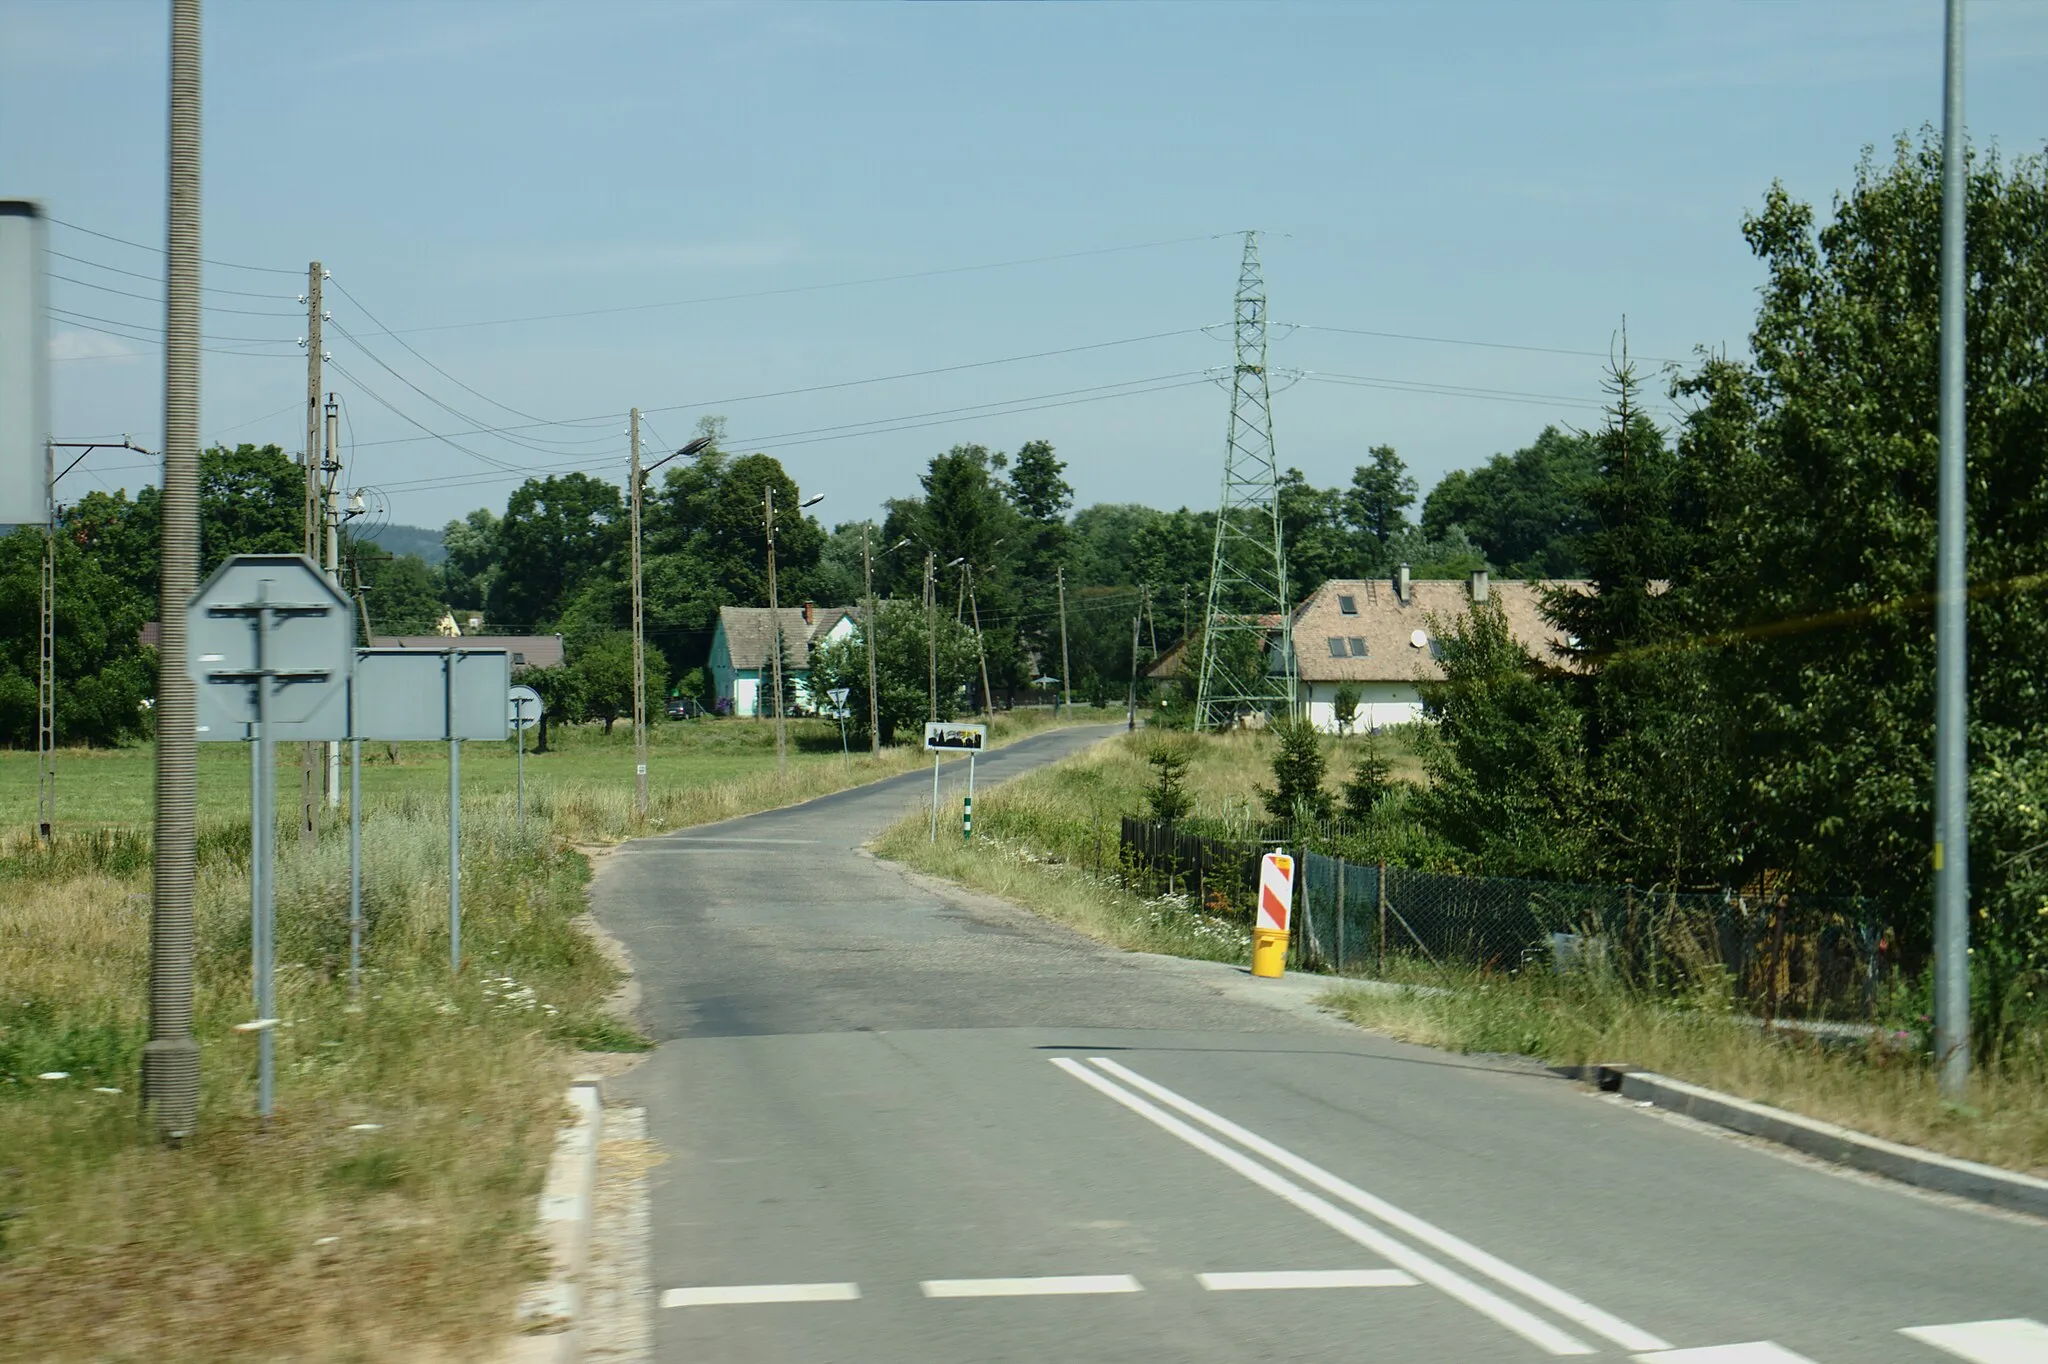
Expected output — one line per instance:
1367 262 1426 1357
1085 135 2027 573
709 603 860 717
1292 568 1581 733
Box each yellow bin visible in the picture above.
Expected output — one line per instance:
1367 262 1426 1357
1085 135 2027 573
1251 927 1289 978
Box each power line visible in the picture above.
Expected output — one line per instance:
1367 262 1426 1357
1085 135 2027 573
1298 323 1690 367
49 248 296 299
349 231 1235 337
49 271 304 317
325 356 525 473
47 310 299 358
48 216 302 275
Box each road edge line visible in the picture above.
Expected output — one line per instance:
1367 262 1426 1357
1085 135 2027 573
507 1075 606 1364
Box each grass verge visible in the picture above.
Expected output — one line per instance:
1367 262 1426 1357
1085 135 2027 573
0 708 1108 1360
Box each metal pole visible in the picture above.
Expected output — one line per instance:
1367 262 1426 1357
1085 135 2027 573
349 734 362 998
925 551 937 723
300 260 323 845
1933 0 1972 1100
446 655 461 975
1057 564 1072 718
863 523 880 756
142 0 202 1145
1127 591 1142 730
964 752 975 841
253 601 274 1122
516 698 526 834
324 394 341 809
967 565 993 724
630 407 648 815
765 486 787 773
930 752 940 845
37 437 54 841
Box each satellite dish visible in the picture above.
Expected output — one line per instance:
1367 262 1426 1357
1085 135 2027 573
1410 629 1428 649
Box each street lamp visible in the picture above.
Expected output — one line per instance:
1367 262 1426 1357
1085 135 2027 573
862 532 911 756
630 417 715 817
766 486 824 775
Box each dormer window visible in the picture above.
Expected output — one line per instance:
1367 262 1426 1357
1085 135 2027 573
1338 594 1358 615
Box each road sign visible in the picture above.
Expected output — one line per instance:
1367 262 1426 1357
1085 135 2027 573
188 554 354 741
827 686 850 710
924 721 987 752
508 684 543 731
1257 852 1294 933
351 648 511 741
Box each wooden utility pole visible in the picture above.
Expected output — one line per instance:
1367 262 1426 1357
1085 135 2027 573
630 407 648 814
323 392 341 808
1127 586 1143 731
965 563 993 723
765 485 788 773
1056 565 1072 715
299 261 324 843
863 523 880 755
924 551 937 723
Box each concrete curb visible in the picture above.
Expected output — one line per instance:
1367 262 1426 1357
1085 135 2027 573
506 1075 606 1364
1556 1063 2048 1218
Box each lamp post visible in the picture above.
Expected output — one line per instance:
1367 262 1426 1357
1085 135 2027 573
631 426 715 815
863 532 911 756
765 486 824 775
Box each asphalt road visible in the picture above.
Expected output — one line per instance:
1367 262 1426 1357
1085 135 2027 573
596 724 2046 1364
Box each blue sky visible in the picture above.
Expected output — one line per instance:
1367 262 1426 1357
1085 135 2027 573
5 0 2045 534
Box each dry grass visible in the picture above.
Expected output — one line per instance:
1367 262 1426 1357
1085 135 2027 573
0 707 1102 1361
1321 967 2048 1178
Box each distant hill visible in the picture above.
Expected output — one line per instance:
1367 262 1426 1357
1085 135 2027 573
358 522 447 565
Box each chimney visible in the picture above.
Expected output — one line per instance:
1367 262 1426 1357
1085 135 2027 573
1469 569 1489 603
802 600 815 625
1395 562 1411 605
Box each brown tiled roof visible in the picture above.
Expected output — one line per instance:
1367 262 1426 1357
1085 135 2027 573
717 605 859 672
371 634 565 670
1292 577 1582 684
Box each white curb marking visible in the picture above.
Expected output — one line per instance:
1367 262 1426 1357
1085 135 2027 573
1199 1269 1419 1291
921 1275 1142 1298
1631 1346 1819 1363
1903 1318 2048 1363
661 1283 861 1307
1051 1058 1594 1356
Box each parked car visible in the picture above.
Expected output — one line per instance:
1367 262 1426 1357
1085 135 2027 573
664 696 704 720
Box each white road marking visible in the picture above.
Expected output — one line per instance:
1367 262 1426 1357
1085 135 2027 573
1088 1056 1672 1355
920 1275 1142 1298
1903 1319 2048 1363
1199 1269 1419 1291
1631 1347 1819 1363
1051 1058 1594 1356
661 1282 860 1307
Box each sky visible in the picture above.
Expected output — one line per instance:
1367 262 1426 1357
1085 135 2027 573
4 0 2045 537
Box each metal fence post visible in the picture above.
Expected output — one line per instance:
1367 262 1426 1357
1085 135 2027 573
1377 862 1388 978
1335 858 1346 974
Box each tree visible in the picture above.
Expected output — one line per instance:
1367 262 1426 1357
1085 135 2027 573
806 598 979 745
1331 684 1360 736
1261 716 1332 823
355 548 445 635
523 664 586 753
1343 445 1418 556
0 526 154 747
440 507 501 610
1276 469 1351 602
1007 439 1072 673
487 473 623 629
571 631 648 734
1341 735 1391 823
1143 740 1194 823
199 443 302 574
1421 426 1599 577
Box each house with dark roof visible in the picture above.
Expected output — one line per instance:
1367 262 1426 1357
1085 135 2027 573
368 633 565 672
709 603 861 717
1293 568 1580 731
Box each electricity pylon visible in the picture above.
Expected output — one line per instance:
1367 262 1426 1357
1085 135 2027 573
1194 231 1296 729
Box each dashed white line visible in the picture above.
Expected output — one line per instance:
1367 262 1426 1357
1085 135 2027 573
920 1275 1142 1298
1087 1056 1672 1355
661 1282 860 1308
1051 1057 1595 1357
1198 1269 1419 1291
1903 1318 2048 1363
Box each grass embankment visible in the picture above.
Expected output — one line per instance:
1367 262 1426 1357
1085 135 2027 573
873 726 1422 961
877 727 2048 1179
0 707 1106 1361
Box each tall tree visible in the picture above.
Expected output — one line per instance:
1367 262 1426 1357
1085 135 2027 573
1421 426 1599 577
486 473 623 629
1343 444 1418 557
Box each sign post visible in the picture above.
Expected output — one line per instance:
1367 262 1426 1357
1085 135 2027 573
509 684 543 833
828 686 852 770
188 555 353 1119
1252 851 1295 979
923 722 988 846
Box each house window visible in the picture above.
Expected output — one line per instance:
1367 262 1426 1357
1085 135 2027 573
1347 637 1367 657
1338 595 1358 615
512 652 525 665
1326 637 1346 658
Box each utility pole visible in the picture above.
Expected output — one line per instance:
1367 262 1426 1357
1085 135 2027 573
143 0 202 1146
765 485 787 774
630 407 647 814
1933 0 1972 1100
1127 584 1145 731
863 523 880 756
299 258 324 843
323 392 341 809
924 550 937 723
37 438 53 840
1056 565 1072 716
965 562 993 723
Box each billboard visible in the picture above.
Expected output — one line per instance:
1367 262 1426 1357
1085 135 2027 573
352 648 511 742
0 201 47 526
924 721 987 752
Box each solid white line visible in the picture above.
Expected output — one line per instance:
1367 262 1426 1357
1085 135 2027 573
1902 1318 2048 1363
1631 1346 1819 1363
920 1275 1141 1298
1199 1269 1419 1291
1088 1056 1672 1355
660 1282 860 1307
1050 1058 1594 1356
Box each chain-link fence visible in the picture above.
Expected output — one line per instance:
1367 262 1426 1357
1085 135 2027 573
1119 816 1889 1021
